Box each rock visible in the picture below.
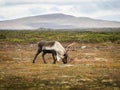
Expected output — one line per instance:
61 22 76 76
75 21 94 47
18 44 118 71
81 46 87 49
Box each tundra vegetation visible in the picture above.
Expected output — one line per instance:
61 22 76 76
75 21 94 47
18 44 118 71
0 29 120 90
0 29 120 44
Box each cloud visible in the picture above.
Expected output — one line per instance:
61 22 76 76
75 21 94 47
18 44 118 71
1 0 103 5
0 0 120 21
0 5 32 20
0 0 6 5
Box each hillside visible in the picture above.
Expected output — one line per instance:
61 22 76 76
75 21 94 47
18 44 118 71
0 13 120 30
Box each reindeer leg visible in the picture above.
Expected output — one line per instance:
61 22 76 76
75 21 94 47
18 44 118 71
33 48 41 63
52 51 57 64
42 52 47 64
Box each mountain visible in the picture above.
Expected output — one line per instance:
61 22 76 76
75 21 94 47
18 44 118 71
0 13 120 30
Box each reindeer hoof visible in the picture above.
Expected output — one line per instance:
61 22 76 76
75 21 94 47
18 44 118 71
32 61 35 63
52 63 56 64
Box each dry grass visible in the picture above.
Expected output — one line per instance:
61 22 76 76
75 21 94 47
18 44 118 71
0 42 120 90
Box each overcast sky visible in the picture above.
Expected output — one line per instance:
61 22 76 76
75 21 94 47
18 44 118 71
0 0 120 21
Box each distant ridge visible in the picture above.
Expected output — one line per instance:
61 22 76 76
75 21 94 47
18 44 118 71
0 13 120 30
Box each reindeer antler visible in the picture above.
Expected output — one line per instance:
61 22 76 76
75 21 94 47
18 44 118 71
66 42 76 52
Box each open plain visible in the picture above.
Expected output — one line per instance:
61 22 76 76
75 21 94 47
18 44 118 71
0 42 120 90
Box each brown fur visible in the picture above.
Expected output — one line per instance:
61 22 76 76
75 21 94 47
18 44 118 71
38 41 55 47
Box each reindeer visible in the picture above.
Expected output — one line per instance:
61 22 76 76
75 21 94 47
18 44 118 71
32 41 68 64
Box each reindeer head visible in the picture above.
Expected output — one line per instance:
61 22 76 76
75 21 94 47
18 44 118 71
62 53 68 64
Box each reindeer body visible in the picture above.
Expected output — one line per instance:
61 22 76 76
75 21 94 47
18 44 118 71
33 41 67 64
